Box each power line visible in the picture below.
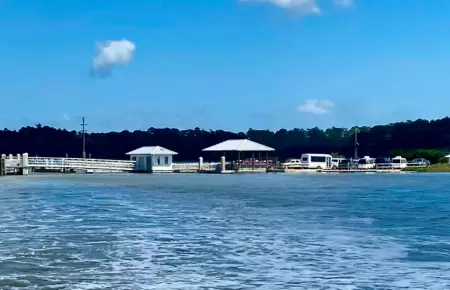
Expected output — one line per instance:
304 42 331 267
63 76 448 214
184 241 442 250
80 117 87 159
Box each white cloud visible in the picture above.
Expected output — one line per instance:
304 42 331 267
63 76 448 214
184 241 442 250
241 0 320 14
297 100 335 115
91 39 136 76
334 0 352 6
241 0 353 14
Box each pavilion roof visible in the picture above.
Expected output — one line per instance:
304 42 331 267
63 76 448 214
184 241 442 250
202 139 275 152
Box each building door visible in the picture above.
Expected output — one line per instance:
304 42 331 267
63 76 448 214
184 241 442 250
326 156 332 169
146 156 152 172
138 157 145 171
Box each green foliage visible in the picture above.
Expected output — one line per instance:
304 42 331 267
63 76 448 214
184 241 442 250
2 117 450 161
403 163 450 172
330 152 344 158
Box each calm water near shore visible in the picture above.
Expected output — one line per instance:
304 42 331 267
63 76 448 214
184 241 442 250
1 173 450 289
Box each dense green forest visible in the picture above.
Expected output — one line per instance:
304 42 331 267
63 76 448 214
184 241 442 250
0 118 449 163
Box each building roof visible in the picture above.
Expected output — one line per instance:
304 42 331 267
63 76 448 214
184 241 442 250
202 139 275 152
126 146 178 155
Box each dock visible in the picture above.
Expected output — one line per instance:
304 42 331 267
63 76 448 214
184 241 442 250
318 169 402 173
0 153 135 176
0 152 427 177
266 168 403 174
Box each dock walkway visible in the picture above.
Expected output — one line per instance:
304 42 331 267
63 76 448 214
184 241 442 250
1 153 135 175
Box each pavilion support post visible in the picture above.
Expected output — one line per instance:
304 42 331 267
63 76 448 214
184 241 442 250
220 156 226 172
265 152 269 171
237 151 240 172
252 152 255 171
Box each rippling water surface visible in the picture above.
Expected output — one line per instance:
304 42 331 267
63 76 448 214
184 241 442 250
1 173 450 289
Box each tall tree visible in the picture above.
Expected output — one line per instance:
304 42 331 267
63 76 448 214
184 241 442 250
0 118 448 162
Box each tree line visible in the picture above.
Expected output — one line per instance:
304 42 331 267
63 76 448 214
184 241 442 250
0 118 449 163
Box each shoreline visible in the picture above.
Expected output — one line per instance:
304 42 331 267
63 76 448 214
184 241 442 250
3 163 450 177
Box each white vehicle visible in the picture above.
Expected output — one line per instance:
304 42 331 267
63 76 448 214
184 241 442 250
281 159 302 169
332 158 346 168
300 154 334 169
357 156 376 169
391 156 408 169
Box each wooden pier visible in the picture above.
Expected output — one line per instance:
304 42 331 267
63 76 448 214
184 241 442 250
266 168 405 174
1 153 426 176
318 169 402 173
0 153 136 176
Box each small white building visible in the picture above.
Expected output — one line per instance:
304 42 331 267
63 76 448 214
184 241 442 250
126 146 178 173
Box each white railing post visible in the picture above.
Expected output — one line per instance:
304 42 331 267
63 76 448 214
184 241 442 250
199 157 203 171
22 153 29 175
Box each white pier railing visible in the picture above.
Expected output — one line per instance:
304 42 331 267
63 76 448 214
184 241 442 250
2 154 135 172
375 162 429 169
172 162 220 171
28 157 136 171
173 163 199 171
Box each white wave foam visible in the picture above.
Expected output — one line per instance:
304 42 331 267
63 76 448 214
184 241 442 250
0 174 450 289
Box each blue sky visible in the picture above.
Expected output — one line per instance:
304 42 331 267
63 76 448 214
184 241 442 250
1 0 450 132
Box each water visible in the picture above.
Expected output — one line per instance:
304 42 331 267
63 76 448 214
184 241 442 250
1 173 450 289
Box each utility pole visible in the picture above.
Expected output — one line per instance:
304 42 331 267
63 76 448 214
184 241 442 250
80 117 87 159
354 127 359 159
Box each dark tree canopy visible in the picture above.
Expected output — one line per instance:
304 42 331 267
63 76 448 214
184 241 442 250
1 117 449 163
